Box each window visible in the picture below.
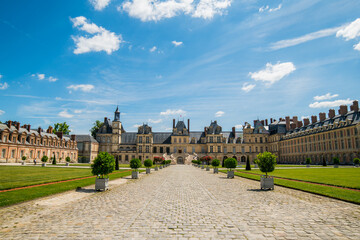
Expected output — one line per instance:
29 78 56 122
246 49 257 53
166 147 170 153
30 150 33 158
125 155 129 161
341 140 345 149
3 135 7 142
31 139 34 145
210 146 213 153
174 147 177 153
256 147 258 152
184 138 187 143
11 150 15 158
146 137 149 143
139 136 142 143
139 146 142 153
201 147 205 153
233 147 236 154
224 147 227 153
160 147 164 153
241 147 245 153
192 147 195 153
210 137 213 143
179 138 181 143
174 138 177 143
217 136 221 143
13 137 16 142
260 138 263 143
146 146 149 153
37 151 40 158
22 138 25 144
217 146 221 153
1 149 6 158
255 138 257 143
20 150 24 157
153 147 157 153
348 139 351 149
249 146 252 153
260 147 263 152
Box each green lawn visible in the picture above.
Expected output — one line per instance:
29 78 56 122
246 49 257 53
0 170 134 207
220 168 360 204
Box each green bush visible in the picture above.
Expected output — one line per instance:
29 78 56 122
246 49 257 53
115 158 119 170
91 152 116 178
41 156 48 163
197 160 201 165
354 158 360 165
65 156 71 163
245 156 251 171
52 156 57 165
333 157 340 165
144 159 153 168
306 158 311 164
255 152 277 177
322 158 327 166
22 156 27 161
130 158 142 170
192 160 197 164
224 158 237 170
211 159 220 167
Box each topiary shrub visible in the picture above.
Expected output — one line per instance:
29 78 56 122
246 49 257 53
130 158 142 170
144 159 153 168
224 158 237 170
322 158 327 166
52 156 57 165
333 157 340 165
255 152 277 177
91 152 116 178
305 158 311 165
115 158 119 170
354 158 360 165
22 156 27 161
245 157 251 171
41 155 48 163
211 159 220 168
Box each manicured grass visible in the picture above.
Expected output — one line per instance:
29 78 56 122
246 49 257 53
237 168 360 189
0 170 134 207
220 168 360 204
0 166 94 190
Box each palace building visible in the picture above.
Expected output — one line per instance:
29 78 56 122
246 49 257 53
93 101 360 165
0 121 78 163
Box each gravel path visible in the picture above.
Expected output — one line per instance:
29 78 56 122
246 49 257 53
0 165 359 239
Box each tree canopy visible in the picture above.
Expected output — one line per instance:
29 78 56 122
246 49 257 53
90 120 103 138
53 122 71 135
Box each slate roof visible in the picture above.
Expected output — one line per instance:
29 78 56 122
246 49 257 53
75 135 98 143
207 121 222 134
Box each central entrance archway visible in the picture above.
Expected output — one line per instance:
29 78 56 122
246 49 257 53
177 157 184 164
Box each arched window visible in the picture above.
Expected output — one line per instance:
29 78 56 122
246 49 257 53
1 149 6 158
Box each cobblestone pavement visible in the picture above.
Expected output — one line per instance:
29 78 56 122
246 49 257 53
1 165 359 239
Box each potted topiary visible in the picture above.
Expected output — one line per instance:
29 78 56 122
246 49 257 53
41 155 48 167
245 156 251 171
130 158 142 179
52 155 57 165
65 156 71 166
256 152 277 190
322 157 327 166
354 158 360 167
211 159 220 174
21 156 27 165
91 152 115 191
144 159 152 174
305 158 311 168
333 157 340 168
224 158 237 178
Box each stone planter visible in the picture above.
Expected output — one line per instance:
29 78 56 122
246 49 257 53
42 163 46 167
355 164 359 168
66 162 70 166
132 171 139 179
213 168 218 174
21 161 25 165
260 176 274 190
146 168 151 174
201 165 204 169
95 177 109 191
155 166 158 171
306 164 310 168
227 170 234 179
160 166 163 169
206 166 210 171
254 164 258 168
334 165 339 168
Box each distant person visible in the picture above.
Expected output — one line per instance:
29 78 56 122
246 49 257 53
34 159 37 165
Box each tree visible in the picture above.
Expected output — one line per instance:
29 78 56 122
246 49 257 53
130 158 142 170
115 157 119 170
53 122 71 135
144 159 153 168
91 152 115 178
245 156 251 171
224 158 237 170
211 159 220 168
90 120 103 138
256 152 277 177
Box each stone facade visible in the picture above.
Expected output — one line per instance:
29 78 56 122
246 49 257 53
96 101 360 165
0 121 78 163
76 135 99 163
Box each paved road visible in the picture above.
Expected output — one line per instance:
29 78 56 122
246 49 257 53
1 165 359 239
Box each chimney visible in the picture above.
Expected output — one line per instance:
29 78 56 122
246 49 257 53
319 112 326 122
253 120 257 126
303 118 310 126
104 117 107 122
290 123 296 129
232 127 235 135
293 116 298 126
204 127 207 136
260 120 265 126
338 105 348 116
270 118 273 123
38 127 42 134
27 125 31 132
311 115 317 124
265 119 268 126
71 135 76 141
16 122 20 131
285 116 290 131
55 132 63 139
297 121 303 128
352 100 359 112
7 120 12 128
173 119 175 128
187 119 190 133
329 109 335 119
47 126 53 134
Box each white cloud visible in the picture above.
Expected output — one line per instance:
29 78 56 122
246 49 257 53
354 42 360 51
89 0 111 11
32 73 58 82
150 46 157 52
58 110 74 118
133 124 141 128
0 82 9 90
235 124 243 129
37 73 45 80
313 93 339 101
160 109 186 116
336 18 360 41
249 62 296 86
172 40 183 46
120 0 232 22
270 26 342 50
148 118 163 124
259 4 281 13
269 4 281 12
0 110 5 115
74 109 83 114
309 99 353 108
67 84 95 92
258 5 269 12
241 82 256 92
71 16 122 54
215 111 224 117
48 76 58 82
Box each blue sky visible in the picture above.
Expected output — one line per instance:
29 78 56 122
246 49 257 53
0 0 359 134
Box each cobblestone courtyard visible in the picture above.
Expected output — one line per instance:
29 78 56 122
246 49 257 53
1 165 360 239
